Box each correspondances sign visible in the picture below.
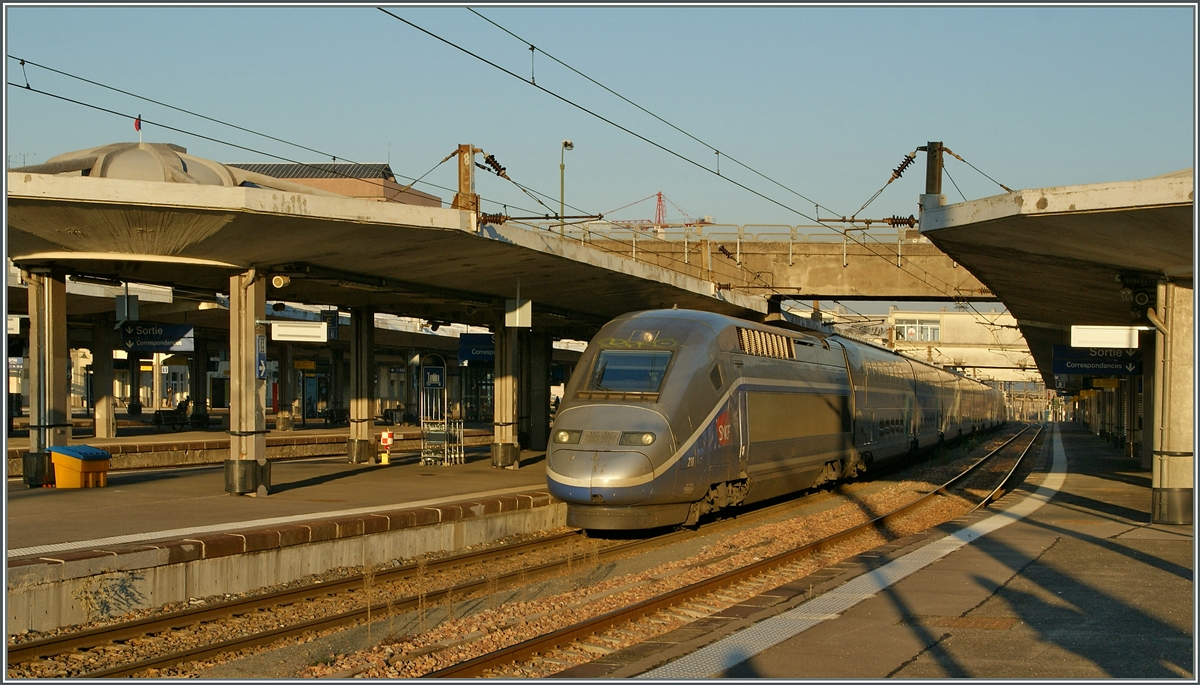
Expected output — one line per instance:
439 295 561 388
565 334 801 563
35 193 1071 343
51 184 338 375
121 322 194 352
1052 345 1142 376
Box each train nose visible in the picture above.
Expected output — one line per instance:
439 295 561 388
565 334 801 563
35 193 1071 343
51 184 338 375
547 449 655 505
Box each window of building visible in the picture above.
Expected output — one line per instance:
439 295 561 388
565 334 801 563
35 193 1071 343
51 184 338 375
895 319 940 342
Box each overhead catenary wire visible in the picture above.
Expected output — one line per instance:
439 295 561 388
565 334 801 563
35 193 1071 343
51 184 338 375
3 76 560 220
478 16 1016 358
6 76 763 306
465 8 845 219
8 81 770 311
944 165 967 203
5 55 600 220
943 147 1013 194
381 10 1008 327
10 49 999 340
459 14 1024 370
15 41 970 328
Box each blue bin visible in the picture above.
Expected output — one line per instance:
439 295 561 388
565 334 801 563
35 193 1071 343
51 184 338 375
47 445 112 461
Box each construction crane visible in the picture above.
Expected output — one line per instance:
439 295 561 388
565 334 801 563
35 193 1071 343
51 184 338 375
604 192 713 229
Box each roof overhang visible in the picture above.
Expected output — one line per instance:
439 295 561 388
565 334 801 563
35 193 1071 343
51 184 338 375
6 171 766 340
920 171 1194 386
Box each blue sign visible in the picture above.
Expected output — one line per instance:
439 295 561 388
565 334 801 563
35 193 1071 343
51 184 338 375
423 366 445 389
256 335 268 380
458 333 495 363
1052 345 1142 376
322 311 339 340
121 322 194 352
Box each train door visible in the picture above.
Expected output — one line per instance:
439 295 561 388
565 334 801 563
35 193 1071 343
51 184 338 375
737 390 749 480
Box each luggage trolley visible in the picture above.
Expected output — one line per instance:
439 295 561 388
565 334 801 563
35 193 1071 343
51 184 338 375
419 357 464 466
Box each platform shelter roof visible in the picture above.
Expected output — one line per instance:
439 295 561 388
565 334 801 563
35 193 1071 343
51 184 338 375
919 169 1194 387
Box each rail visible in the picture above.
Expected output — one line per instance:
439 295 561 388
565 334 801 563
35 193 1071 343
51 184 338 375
425 424 1042 678
7 528 583 670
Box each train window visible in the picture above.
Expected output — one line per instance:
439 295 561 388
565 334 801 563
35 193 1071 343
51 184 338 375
710 364 723 392
588 350 673 393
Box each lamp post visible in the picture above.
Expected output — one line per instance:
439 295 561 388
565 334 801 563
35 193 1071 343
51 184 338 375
559 140 573 235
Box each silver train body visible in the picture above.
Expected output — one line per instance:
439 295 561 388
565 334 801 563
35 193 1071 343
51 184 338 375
546 309 1005 530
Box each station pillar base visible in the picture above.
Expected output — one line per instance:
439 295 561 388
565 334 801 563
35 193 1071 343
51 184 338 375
225 459 271 497
23 452 54 488
347 439 375 464
1152 487 1193 525
491 442 519 469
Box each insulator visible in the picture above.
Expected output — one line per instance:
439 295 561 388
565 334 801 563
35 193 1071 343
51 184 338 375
886 214 917 228
715 283 732 291
479 213 508 226
891 154 915 181
483 154 506 176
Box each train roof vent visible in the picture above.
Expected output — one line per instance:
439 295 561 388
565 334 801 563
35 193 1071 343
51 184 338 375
737 327 796 360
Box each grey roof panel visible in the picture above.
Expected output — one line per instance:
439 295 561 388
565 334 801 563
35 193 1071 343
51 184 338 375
228 163 394 181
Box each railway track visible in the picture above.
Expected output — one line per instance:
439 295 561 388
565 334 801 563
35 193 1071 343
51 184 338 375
8 474 877 680
6 529 583 676
427 424 1043 678
7 425 1032 678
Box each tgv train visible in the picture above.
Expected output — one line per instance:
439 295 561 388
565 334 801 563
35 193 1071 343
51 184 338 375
546 309 1005 530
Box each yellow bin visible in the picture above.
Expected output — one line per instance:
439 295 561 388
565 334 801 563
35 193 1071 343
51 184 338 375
48 446 112 488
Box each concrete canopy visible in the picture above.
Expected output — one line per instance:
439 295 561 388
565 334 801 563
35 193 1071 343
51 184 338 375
919 170 1194 385
7 145 767 340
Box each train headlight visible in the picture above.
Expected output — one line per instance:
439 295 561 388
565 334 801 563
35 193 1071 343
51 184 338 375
620 431 656 446
553 429 582 444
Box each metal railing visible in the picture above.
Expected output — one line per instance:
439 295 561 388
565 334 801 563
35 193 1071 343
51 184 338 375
503 220 928 279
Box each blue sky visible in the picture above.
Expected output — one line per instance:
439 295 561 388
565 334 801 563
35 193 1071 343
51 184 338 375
5 5 1193 231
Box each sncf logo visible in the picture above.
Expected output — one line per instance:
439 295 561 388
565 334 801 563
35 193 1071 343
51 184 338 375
716 411 732 446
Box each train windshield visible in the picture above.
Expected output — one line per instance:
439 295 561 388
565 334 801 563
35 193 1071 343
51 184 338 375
588 350 673 393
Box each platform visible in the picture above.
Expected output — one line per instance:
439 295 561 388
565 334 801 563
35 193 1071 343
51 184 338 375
5 416 495 477
577 422 1193 679
6 447 560 635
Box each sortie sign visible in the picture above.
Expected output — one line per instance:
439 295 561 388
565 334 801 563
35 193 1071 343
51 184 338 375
1052 345 1142 376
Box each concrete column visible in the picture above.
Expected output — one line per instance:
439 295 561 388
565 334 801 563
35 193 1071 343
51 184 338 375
276 343 294 431
24 270 69 486
491 318 520 468
127 352 143 416
347 307 376 463
331 348 344 416
91 317 117 439
519 329 552 451
1150 281 1193 524
151 353 163 410
226 270 269 496
190 336 209 426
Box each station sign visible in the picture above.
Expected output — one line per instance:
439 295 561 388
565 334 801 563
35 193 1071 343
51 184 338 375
7 316 21 335
1052 345 1142 376
256 335 268 380
1091 378 1120 389
271 321 328 343
322 311 340 340
423 366 445 390
121 322 194 352
458 333 495 363
1070 325 1145 349
293 360 317 370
